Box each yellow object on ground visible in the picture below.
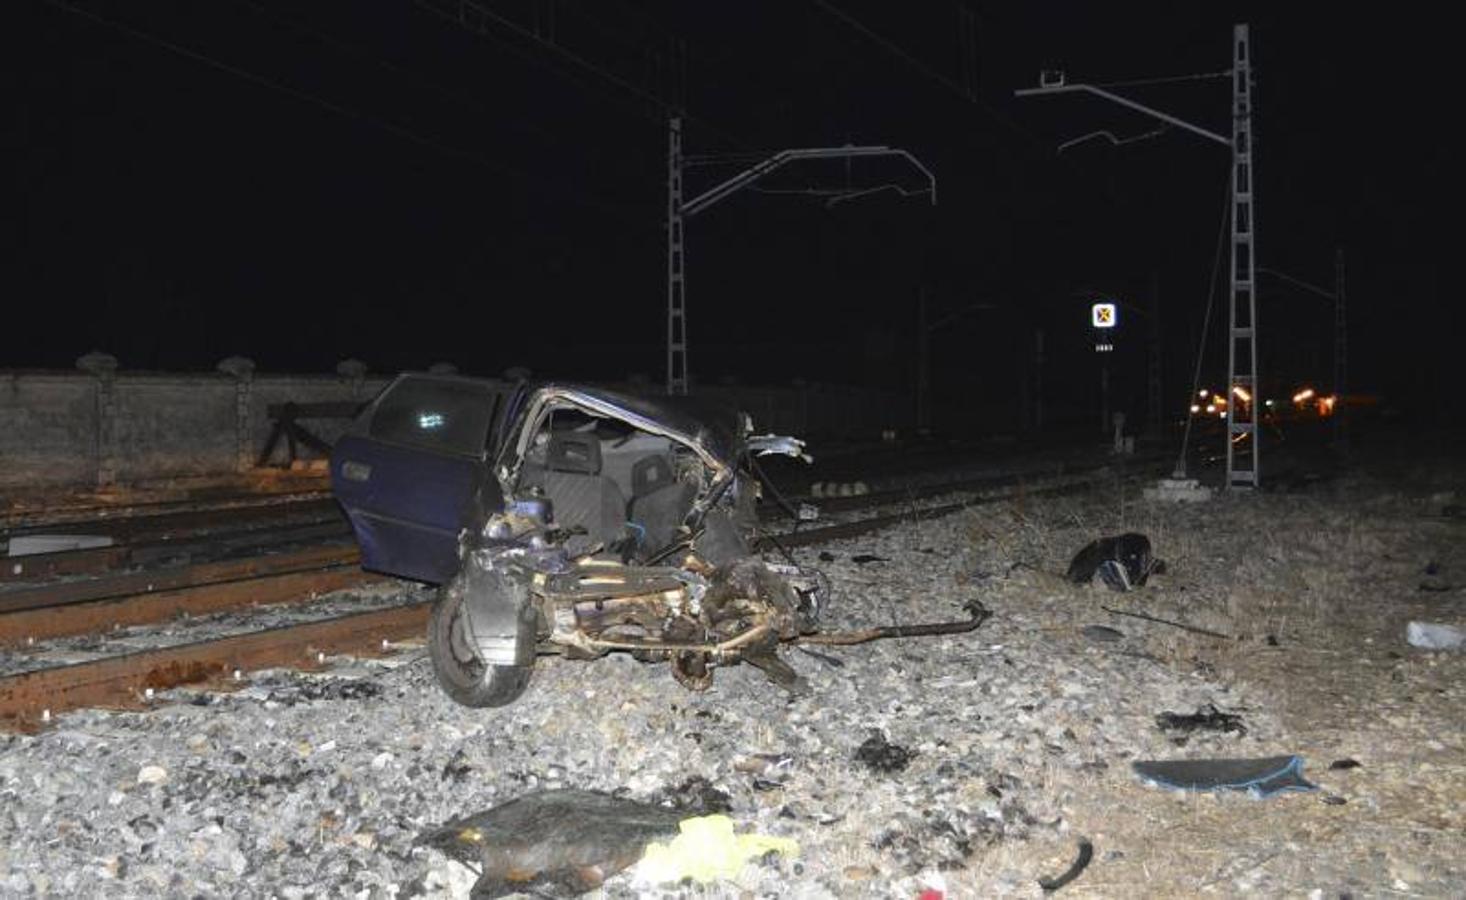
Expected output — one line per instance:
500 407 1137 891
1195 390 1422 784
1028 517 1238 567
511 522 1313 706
637 814 800 884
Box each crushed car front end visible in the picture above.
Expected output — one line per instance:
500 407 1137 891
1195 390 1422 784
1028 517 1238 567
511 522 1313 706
429 384 828 706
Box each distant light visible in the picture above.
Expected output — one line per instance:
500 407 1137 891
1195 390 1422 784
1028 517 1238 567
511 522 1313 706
1091 302 1118 329
1232 385 1252 403
1265 399 1275 407
1189 404 1201 414
1205 404 1216 414
1292 388 1315 404
418 412 446 430
1198 389 1209 398
1218 411 1227 419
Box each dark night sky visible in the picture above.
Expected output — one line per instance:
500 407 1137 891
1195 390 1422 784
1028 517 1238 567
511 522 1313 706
2 1 1453 423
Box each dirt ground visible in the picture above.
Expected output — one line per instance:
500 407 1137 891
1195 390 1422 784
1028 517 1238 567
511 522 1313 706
976 439 1466 897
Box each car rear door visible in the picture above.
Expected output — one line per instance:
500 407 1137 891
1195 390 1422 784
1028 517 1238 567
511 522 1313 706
331 375 509 583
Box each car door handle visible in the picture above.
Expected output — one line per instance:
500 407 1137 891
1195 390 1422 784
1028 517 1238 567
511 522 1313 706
340 460 372 482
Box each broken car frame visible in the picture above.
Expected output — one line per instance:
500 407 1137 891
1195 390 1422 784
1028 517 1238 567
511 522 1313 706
332 375 986 707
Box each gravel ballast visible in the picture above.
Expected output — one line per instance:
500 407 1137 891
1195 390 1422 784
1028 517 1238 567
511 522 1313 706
1 464 1463 897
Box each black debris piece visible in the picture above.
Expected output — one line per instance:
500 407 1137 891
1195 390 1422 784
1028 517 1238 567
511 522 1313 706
855 732 914 774
441 749 473 782
417 790 684 899
1080 625 1124 643
1154 704 1246 743
1322 794 1348 806
1328 758 1362 771
1038 839 1094 893
818 551 836 562
851 554 889 565
1066 533 1161 591
266 677 384 705
1266 634 1280 646
653 775 732 816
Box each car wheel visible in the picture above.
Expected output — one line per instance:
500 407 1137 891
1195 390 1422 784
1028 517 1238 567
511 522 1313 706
428 585 532 708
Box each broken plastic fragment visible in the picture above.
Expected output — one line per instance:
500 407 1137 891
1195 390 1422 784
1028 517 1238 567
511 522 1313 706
418 790 683 898
1406 621 1464 650
746 434 813 463
1132 755 1317 797
635 814 798 886
1038 839 1093 893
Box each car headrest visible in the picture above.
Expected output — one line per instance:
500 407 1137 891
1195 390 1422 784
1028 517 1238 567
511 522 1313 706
631 454 676 497
546 432 601 475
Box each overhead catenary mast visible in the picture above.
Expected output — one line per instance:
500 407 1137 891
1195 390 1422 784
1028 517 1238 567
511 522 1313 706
1016 23 1261 489
665 118 936 395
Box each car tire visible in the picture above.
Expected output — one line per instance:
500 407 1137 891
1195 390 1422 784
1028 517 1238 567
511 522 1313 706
428 585 532 708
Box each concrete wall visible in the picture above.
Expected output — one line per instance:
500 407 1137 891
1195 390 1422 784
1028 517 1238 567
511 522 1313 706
0 369 909 491
0 374 99 489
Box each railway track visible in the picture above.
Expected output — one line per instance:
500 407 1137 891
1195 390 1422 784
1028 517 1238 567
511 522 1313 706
1 486 334 532
0 454 1163 732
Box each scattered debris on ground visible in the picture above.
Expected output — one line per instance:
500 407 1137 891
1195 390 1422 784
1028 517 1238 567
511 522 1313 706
1406 620 1464 650
3 453 1464 895
1065 533 1162 591
1132 755 1318 797
1155 703 1247 743
854 731 914 774
634 814 799 887
417 789 683 898
1037 838 1094 893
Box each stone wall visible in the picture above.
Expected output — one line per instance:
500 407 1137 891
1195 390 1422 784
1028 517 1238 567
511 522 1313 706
0 369 911 491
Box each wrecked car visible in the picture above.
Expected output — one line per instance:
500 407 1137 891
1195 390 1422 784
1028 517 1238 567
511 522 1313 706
331 373 827 707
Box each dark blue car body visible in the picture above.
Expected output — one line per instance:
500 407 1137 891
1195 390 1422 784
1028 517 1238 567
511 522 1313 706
331 374 520 584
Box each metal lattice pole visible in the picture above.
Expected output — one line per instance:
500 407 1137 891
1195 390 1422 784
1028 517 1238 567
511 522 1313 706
664 125 935 396
1014 22 1259 488
1225 23 1259 488
666 117 688 395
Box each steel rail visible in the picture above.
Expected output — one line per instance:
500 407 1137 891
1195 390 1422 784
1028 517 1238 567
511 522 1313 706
0 567 384 647
0 601 430 732
0 544 363 614
0 519 351 583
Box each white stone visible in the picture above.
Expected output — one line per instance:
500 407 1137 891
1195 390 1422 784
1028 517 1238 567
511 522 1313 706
136 765 168 785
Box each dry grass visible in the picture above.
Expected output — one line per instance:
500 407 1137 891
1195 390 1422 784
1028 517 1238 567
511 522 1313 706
934 468 1466 895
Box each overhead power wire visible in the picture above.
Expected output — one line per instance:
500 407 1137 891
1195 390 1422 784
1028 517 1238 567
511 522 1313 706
807 0 1051 154
406 0 754 152
231 0 568 149
1092 70 1232 89
39 0 657 230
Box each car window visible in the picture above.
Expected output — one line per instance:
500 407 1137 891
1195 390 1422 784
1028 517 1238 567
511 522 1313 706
368 378 498 457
